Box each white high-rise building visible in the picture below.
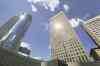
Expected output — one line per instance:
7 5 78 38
49 11 89 64
83 15 100 47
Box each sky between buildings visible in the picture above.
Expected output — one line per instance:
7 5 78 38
0 0 100 60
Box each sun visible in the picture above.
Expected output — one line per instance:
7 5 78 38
54 22 63 30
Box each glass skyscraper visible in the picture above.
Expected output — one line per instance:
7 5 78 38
49 11 89 64
0 12 32 52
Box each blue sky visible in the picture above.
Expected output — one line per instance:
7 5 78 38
0 0 100 59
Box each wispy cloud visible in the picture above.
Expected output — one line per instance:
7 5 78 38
83 13 91 20
31 4 38 12
46 0 60 12
32 56 50 61
63 4 69 12
27 0 69 12
69 18 85 28
32 56 43 60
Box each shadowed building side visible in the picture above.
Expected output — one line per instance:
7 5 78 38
0 16 19 39
0 12 32 52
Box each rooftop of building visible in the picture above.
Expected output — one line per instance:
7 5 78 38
84 15 100 25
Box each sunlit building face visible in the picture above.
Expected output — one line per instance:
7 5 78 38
53 22 63 30
84 15 100 47
49 11 89 64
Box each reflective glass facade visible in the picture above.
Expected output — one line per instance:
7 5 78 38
0 13 32 51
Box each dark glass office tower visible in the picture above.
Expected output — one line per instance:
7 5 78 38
49 11 89 64
0 12 32 51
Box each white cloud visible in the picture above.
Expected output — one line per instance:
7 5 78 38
32 56 50 61
46 0 60 12
77 18 85 22
69 18 79 28
43 3 49 10
28 0 45 4
27 0 60 12
31 4 38 12
63 4 69 12
69 18 85 28
27 0 33 3
83 13 90 20
32 56 43 60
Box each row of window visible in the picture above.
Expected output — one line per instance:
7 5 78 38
59 55 88 63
